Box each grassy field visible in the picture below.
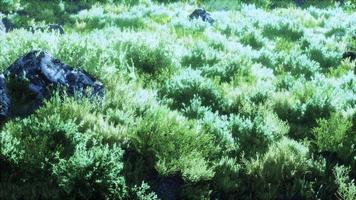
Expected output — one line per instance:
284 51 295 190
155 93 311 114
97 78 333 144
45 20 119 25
0 0 355 199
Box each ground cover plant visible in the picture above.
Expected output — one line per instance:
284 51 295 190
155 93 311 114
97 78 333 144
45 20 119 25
0 0 355 199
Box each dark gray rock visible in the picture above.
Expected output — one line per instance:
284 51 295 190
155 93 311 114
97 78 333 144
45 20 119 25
0 74 10 121
189 8 214 24
154 176 183 200
47 24 64 34
1 17 15 32
2 50 103 118
0 20 5 33
342 51 356 61
295 0 305 7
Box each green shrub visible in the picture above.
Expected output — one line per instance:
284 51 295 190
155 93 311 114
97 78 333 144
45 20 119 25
128 106 217 183
194 109 239 157
308 46 342 70
0 0 21 13
301 35 343 70
159 68 224 111
125 40 173 74
253 48 281 69
334 165 356 200
56 33 124 77
312 113 355 164
181 42 221 69
130 182 159 200
82 0 134 3
204 0 272 9
243 138 325 199
229 109 288 157
181 97 212 119
0 1 355 199
279 52 321 78
262 18 304 41
205 0 350 9
52 143 127 199
72 5 145 30
180 182 211 200
0 98 128 199
202 55 252 83
212 156 241 196
273 79 336 139
239 30 266 50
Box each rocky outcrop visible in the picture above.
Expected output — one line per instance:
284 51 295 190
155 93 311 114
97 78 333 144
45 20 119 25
154 176 183 200
294 0 306 7
1 50 104 120
189 8 214 24
0 20 5 33
342 51 356 61
0 16 4 33
0 17 14 33
0 75 10 121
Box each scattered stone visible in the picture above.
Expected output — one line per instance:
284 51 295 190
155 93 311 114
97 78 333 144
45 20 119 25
0 74 10 121
0 17 12 33
29 24 65 34
2 17 15 32
154 176 183 200
1 50 103 119
294 0 306 7
342 51 356 61
0 19 5 33
189 8 214 24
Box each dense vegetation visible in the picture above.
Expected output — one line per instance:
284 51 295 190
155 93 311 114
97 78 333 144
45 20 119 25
0 0 355 199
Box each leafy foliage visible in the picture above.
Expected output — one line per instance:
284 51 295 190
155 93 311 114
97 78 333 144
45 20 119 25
243 138 325 199
0 0 355 199
0 97 127 199
159 68 224 111
334 166 356 200
0 0 21 13
128 106 217 182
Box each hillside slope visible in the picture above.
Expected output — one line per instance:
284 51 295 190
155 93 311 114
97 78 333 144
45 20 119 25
0 0 355 199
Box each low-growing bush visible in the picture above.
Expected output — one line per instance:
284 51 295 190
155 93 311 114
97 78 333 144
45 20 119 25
211 156 241 197
125 40 174 74
312 113 355 167
242 138 325 199
159 68 224 111
334 165 356 200
127 106 218 183
0 98 128 199
1 1 355 199
273 79 336 139
0 0 21 13
181 41 221 69
262 17 304 41
197 110 236 153
301 34 343 70
308 46 342 70
253 48 281 69
202 55 252 83
229 109 288 157
72 5 146 30
239 30 266 50
279 51 321 78
52 143 127 199
130 182 159 200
